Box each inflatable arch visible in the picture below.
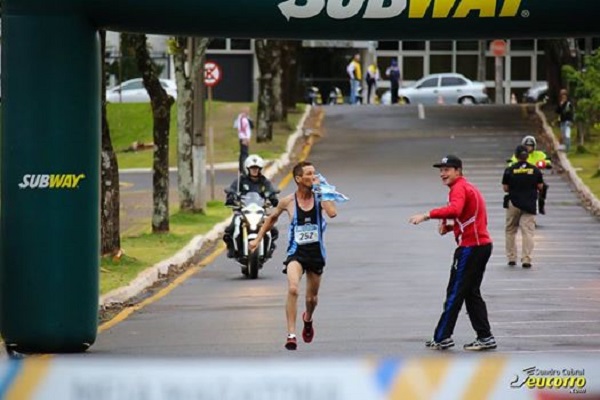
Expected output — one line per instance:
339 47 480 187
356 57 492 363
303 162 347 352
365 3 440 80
1 0 598 353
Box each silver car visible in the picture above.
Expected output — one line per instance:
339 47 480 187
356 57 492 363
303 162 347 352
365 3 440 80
382 73 489 105
106 78 177 103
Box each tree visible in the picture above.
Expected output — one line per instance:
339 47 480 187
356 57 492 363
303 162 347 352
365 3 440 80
542 39 575 104
281 40 302 119
255 40 283 142
123 33 174 233
100 30 121 256
171 37 211 212
563 50 600 155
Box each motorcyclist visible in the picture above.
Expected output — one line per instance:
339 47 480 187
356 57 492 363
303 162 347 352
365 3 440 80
223 154 279 258
507 135 551 214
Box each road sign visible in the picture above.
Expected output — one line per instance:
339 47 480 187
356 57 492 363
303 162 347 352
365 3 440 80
490 40 507 57
204 61 222 87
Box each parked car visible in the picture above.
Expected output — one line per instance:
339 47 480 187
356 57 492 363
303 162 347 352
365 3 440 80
106 78 177 103
381 73 489 105
522 82 548 103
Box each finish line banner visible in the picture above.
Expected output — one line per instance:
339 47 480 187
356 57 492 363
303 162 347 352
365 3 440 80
6 0 600 39
1 355 599 399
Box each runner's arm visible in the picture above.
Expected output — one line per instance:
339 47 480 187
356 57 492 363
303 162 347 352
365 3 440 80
254 195 290 243
321 200 337 218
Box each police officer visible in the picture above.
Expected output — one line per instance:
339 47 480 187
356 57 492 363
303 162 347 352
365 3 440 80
223 155 279 258
507 135 551 214
502 145 545 268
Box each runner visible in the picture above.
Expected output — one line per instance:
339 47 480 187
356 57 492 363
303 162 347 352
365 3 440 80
249 161 337 350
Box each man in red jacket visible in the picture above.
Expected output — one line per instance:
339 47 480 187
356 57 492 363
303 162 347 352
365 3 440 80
409 155 496 351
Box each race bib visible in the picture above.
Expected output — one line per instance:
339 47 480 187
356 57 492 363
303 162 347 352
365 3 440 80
294 224 319 245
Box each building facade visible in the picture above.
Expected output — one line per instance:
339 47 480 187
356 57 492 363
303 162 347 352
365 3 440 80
103 35 598 104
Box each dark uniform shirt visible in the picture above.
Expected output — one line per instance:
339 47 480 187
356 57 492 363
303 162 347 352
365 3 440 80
502 161 544 214
226 175 278 206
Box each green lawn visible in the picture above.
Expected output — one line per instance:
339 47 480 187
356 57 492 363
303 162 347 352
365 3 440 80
566 139 600 197
100 201 231 294
108 102 306 168
542 106 600 198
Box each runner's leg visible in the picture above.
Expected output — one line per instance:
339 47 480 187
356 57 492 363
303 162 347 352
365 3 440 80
286 261 303 335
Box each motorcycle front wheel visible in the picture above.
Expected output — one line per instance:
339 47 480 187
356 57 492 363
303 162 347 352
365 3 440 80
248 251 261 279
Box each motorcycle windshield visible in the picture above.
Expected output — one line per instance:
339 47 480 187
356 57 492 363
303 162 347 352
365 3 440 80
241 192 265 208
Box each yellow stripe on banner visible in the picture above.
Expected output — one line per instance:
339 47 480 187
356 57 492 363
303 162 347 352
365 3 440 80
389 358 451 400
461 356 507 400
6 356 52 400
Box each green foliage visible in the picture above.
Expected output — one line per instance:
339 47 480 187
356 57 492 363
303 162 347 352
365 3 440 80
563 51 600 126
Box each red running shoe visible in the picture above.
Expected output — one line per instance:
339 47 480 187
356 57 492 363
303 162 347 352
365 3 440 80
302 312 314 343
285 335 297 350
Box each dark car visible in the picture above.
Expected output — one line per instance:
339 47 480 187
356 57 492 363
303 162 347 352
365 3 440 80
522 83 548 103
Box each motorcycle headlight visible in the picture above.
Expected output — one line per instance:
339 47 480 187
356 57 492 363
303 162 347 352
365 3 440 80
245 213 263 229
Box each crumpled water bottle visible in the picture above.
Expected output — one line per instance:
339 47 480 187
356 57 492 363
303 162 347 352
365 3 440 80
313 173 349 203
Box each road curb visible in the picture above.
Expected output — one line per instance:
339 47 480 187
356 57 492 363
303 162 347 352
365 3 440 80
121 162 239 174
536 104 600 217
99 105 313 309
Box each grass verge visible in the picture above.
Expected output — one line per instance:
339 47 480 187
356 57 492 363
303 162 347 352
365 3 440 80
108 102 306 168
542 106 600 198
99 201 231 295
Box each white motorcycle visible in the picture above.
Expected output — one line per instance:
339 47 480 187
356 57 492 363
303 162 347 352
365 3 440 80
227 191 277 279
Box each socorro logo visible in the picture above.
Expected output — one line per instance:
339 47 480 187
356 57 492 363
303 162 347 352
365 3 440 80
278 0 523 21
18 174 86 190
510 366 587 395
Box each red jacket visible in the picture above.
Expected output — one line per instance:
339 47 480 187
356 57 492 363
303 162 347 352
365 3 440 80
429 176 492 247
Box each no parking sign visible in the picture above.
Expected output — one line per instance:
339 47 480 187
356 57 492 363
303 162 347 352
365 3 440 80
204 61 222 87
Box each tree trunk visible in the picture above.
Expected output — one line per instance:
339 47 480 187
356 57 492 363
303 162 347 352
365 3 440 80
173 37 195 211
281 41 301 116
190 37 210 212
271 41 284 123
255 40 274 143
100 30 121 256
127 33 174 233
477 40 486 82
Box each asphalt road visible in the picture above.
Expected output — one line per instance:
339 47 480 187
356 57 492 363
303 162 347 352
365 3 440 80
87 104 600 359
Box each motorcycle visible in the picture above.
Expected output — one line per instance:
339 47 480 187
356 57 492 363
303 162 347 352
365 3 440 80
225 190 278 279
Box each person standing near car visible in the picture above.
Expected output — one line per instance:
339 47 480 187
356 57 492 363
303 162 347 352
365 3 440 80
409 155 496 352
346 53 362 105
234 106 252 174
502 145 544 269
555 88 574 152
385 59 401 105
249 161 338 351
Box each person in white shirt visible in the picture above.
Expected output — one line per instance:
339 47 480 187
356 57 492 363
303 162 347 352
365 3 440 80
234 107 252 173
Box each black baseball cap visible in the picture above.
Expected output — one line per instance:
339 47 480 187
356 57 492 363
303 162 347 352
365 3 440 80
433 155 463 169
514 144 529 158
